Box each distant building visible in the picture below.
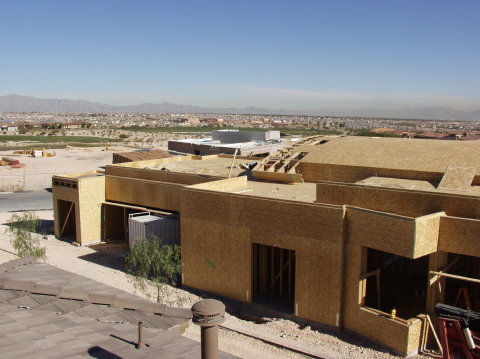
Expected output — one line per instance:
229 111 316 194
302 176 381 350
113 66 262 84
168 129 288 156
0 125 18 133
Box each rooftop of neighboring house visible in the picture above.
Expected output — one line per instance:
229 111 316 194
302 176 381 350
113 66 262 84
0 257 237 359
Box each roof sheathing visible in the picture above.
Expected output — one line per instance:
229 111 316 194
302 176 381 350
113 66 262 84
301 136 480 175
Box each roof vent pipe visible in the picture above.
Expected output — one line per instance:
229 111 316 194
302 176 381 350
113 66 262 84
191 299 225 359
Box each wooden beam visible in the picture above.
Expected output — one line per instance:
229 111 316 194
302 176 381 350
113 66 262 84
60 202 74 236
279 249 284 297
288 250 292 300
228 149 239 178
267 259 291 292
429 256 459 285
359 269 381 280
270 246 274 295
426 314 443 356
429 271 480 284
376 270 382 310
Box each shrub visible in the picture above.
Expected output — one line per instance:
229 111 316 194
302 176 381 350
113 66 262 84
126 236 181 303
5 212 46 260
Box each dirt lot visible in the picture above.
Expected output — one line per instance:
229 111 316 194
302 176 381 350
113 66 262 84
0 147 436 358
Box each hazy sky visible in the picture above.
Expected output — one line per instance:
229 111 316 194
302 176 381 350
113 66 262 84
1 0 479 112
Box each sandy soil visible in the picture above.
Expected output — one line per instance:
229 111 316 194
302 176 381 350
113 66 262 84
0 128 207 191
0 146 436 359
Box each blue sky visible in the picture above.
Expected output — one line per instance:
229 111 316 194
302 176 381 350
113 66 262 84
1 0 479 112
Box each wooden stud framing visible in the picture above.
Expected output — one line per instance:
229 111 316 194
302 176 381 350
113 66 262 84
60 202 74 236
429 271 480 284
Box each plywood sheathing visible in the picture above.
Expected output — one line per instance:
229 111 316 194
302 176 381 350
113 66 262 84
317 181 480 219
77 175 106 244
180 186 344 326
345 207 443 259
356 176 437 192
105 176 183 212
187 176 248 192
413 212 445 258
106 165 224 185
300 162 443 184
110 155 196 169
251 170 304 183
112 149 171 164
438 216 480 256
342 236 424 356
301 136 480 178
53 174 105 244
437 166 476 191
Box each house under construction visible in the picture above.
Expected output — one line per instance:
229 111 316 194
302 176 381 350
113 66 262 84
52 135 480 356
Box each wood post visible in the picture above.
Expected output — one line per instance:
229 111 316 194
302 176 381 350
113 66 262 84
60 202 74 236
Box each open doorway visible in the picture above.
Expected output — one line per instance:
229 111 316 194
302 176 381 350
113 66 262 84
57 199 76 242
252 243 295 313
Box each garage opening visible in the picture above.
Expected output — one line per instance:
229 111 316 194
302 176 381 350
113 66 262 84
103 204 179 247
103 204 129 242
362 248 429 319
252 243 295 313
57 199 76 242
441 254 480 311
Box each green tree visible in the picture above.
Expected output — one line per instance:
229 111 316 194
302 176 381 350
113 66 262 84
126 237 181 303
5 212 46 260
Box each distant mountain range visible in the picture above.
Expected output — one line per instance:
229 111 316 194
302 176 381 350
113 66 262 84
1 94 479 121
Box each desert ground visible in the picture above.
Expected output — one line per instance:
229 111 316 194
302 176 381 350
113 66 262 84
0 141 434 358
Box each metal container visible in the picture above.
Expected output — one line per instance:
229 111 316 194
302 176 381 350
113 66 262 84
128 212 179 248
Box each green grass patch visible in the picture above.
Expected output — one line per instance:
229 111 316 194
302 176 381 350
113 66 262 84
0 135 115 143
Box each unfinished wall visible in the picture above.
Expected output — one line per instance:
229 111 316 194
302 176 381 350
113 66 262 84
438 216 480 256
345 207 442 259
105 165 223 185
77 175 105 244
105 176 183 212
342 241 424 356
317 181 480 219
52 174 105 245
180 186 345 327
300 163 443 184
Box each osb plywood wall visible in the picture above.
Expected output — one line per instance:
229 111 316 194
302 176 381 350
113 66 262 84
341 240 422 356
105 165 223 185
439 216 480 256
105 176 183 212
77 176 105 244
300 163 442 184
345 207 443 259
346 207 418 258
317 181 480 219
180 186 345 327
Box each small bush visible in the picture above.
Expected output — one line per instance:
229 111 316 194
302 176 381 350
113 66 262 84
5 212 46 260
126 236 181 303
